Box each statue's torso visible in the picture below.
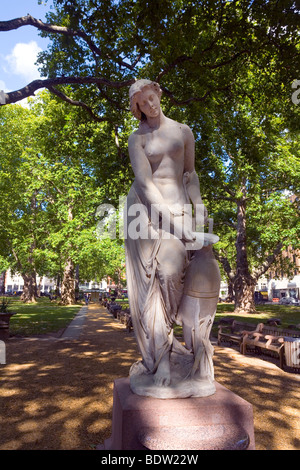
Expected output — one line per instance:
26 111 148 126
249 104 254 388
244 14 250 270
136 119 188 207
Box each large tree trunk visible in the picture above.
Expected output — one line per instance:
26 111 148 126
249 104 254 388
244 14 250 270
0 271 6 295
234 276 256 313
21 272 37 303
60 203 76 305
55 274 60 297
75 264 80 302
234 182 256 313
227 278 235 302
214 250 235 302
60 259 75 305
12 235 38 303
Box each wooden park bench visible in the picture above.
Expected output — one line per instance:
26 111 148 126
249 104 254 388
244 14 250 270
242 325 300 369
106 300 133 332
117 309 133 332
107 301 122 318
218 320 263 353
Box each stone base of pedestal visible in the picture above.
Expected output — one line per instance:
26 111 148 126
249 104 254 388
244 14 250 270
98 377 255 451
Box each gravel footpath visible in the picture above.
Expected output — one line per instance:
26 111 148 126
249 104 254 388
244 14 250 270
0 304 299 450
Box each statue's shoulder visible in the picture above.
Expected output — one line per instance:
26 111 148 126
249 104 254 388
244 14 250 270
173 120 194 141
128 128 143 144
167 118 193 134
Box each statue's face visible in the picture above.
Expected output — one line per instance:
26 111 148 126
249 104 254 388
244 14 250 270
135 86 160 119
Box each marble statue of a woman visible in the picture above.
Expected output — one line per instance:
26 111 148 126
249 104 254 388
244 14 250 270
124 79 220 398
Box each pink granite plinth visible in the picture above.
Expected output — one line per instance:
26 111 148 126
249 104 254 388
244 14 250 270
99 377 255 451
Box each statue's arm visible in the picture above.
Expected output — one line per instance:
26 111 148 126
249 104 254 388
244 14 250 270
183 125 208 223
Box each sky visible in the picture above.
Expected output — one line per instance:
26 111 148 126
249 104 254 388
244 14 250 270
0 0 54 93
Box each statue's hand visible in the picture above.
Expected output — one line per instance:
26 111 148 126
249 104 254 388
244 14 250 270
169 203 185 217
182 226 197 243
173 217 196 243
195 202 208 226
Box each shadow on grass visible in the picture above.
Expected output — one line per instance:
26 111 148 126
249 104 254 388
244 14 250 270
213 343 300 450
0 305 299 450
0 306 138 450
8 299 82 337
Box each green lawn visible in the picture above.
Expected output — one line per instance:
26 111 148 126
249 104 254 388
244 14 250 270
172 303 300 338
212 303 300 337
115 298 129 309
215 303 300 327
6 297 82 337
6 297 300 338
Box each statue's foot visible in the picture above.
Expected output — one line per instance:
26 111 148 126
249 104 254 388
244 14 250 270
153 356 171 387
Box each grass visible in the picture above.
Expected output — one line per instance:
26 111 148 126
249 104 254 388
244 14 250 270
7 297 82 337
6 297 300 338
115 298 129 309
215 303 300 326
172 303 300 338
212 303 300 337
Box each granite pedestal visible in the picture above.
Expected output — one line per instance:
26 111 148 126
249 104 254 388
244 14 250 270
100 377 255 450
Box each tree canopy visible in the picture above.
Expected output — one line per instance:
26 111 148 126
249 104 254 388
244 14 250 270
0 0 299 310
0 92 128 303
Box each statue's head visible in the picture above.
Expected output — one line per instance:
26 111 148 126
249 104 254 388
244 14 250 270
129 79 162 121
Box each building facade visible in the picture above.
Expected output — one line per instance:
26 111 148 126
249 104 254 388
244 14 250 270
3 269 56 294
2 269 108 295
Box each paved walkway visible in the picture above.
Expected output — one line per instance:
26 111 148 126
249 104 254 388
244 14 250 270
1 303 299 450
60 305 89 340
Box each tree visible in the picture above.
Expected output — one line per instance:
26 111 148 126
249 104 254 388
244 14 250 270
28 91 122 304
0 104 49 302
199 90 300 312
0 1 298 111
0 91 131 304
0 0 299 311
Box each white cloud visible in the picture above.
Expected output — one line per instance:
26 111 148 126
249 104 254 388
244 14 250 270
5 41 42 83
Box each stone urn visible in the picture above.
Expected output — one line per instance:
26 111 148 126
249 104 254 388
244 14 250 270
0 312 16 341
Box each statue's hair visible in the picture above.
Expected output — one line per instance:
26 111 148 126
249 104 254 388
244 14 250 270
129 79 162 120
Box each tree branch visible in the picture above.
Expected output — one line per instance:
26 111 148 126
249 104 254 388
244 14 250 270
47 86 110 122
160 84 232 106
0 15 137 72
0 76 135 105
214 250 235 281
156 55 193 82
0 14 102 57
207 50 250 70
252 241 284 280
160 85 210 105
212 194 236 203
155 47 250 84
214 220 237 230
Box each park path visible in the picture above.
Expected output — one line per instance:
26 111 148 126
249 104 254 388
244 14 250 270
0 303 299 450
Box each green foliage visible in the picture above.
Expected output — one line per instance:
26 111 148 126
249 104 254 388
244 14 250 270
0 91 130 291
0 297 11 313
1 1 300 307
